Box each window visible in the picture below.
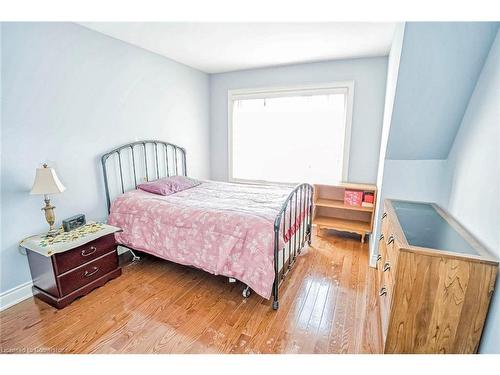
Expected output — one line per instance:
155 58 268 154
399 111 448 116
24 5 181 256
228 82 354 185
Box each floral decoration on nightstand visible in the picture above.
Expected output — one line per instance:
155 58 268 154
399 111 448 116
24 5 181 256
38 222 106 247
20 222 121 257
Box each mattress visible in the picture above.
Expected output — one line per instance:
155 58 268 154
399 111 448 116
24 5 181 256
108 180 302 299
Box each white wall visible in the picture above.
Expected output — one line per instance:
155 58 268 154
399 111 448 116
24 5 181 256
444 30 500 353
209 57 388 183
0 24 3 283
1 23 210 295
370 24 405 263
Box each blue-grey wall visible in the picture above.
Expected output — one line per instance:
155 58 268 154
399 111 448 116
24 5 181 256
0 22 210 295
386 22 498 160
209 57 388 183
444 29 500 353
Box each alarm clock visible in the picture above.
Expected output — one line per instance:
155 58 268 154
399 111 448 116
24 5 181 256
62 214 86 232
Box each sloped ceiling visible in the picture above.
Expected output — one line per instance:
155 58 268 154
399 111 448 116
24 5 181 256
386 22 499 160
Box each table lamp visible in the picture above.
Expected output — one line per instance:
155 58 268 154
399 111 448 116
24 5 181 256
30 163 66 236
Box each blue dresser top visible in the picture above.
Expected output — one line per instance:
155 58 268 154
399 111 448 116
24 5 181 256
391 200 477 255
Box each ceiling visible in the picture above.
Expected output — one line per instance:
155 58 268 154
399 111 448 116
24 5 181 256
79 22 397 74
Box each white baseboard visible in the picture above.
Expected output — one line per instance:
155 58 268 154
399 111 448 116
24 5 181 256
367 236 378 268
0 281 33 311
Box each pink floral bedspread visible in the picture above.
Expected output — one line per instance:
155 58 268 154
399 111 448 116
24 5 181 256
108 180 294 299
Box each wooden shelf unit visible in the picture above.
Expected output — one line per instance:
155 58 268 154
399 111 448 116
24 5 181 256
312 183 377 243
315 198 374 212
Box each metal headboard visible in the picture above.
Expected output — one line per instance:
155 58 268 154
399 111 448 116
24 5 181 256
101 140 187 213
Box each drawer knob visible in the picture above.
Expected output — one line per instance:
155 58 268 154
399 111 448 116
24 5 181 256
383 262 391 272
387 235 395 245
382 212 387 219
81 246 97 257
379 234 384 241
379 287 387 296
377 254 382 261
83 266 100 278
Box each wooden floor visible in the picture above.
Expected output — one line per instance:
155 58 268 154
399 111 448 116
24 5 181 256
0 231 382 354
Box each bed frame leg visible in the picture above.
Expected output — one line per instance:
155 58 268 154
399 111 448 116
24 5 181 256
129 249 140 262
242 285 251 298
273 222 280 310
272 278 279 310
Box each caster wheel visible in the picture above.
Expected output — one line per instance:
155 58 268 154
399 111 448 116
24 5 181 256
272 301 279 310
129 249 141 262
242 286 251 298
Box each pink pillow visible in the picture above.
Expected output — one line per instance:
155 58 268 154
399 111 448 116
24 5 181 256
137 176 201 196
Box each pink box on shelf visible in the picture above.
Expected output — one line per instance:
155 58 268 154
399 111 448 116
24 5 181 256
344 190 363 207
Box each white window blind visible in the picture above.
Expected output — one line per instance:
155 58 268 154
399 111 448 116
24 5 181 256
229 85 352 185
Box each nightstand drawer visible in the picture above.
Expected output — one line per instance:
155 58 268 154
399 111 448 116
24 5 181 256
55 234 116 274
57 250 118 295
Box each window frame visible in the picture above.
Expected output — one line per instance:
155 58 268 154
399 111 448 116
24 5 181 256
227 81 355 185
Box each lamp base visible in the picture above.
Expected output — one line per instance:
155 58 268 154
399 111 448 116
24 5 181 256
46 227 59 237
42 196 58 237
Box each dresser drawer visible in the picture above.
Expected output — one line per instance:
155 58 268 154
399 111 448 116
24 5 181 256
379 230 388 257
381 262 394 302
381 227 397 316
57 250 118 296
379 275 391 342
384 223 401 273
55 234 116 274
381 206 390 236
378 214 395 343
382 243 396 280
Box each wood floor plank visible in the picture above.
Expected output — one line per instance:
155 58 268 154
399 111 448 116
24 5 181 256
34 262 186 352
270 238 332 353
342 240 360 353
240 250 314 353
312 238 344 353
1 261 166 350
327 237 353 353
359 265 384 354
77 266 208 353
0 232 381 354
353 244 369 353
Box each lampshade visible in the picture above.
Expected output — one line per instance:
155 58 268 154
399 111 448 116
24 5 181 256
30 164 66 195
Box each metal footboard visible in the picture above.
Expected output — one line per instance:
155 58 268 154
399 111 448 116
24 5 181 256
272 183 313 310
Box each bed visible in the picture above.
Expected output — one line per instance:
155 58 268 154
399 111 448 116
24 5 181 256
101 140 313 309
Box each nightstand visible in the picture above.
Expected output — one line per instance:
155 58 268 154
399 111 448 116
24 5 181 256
20 222 122 309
